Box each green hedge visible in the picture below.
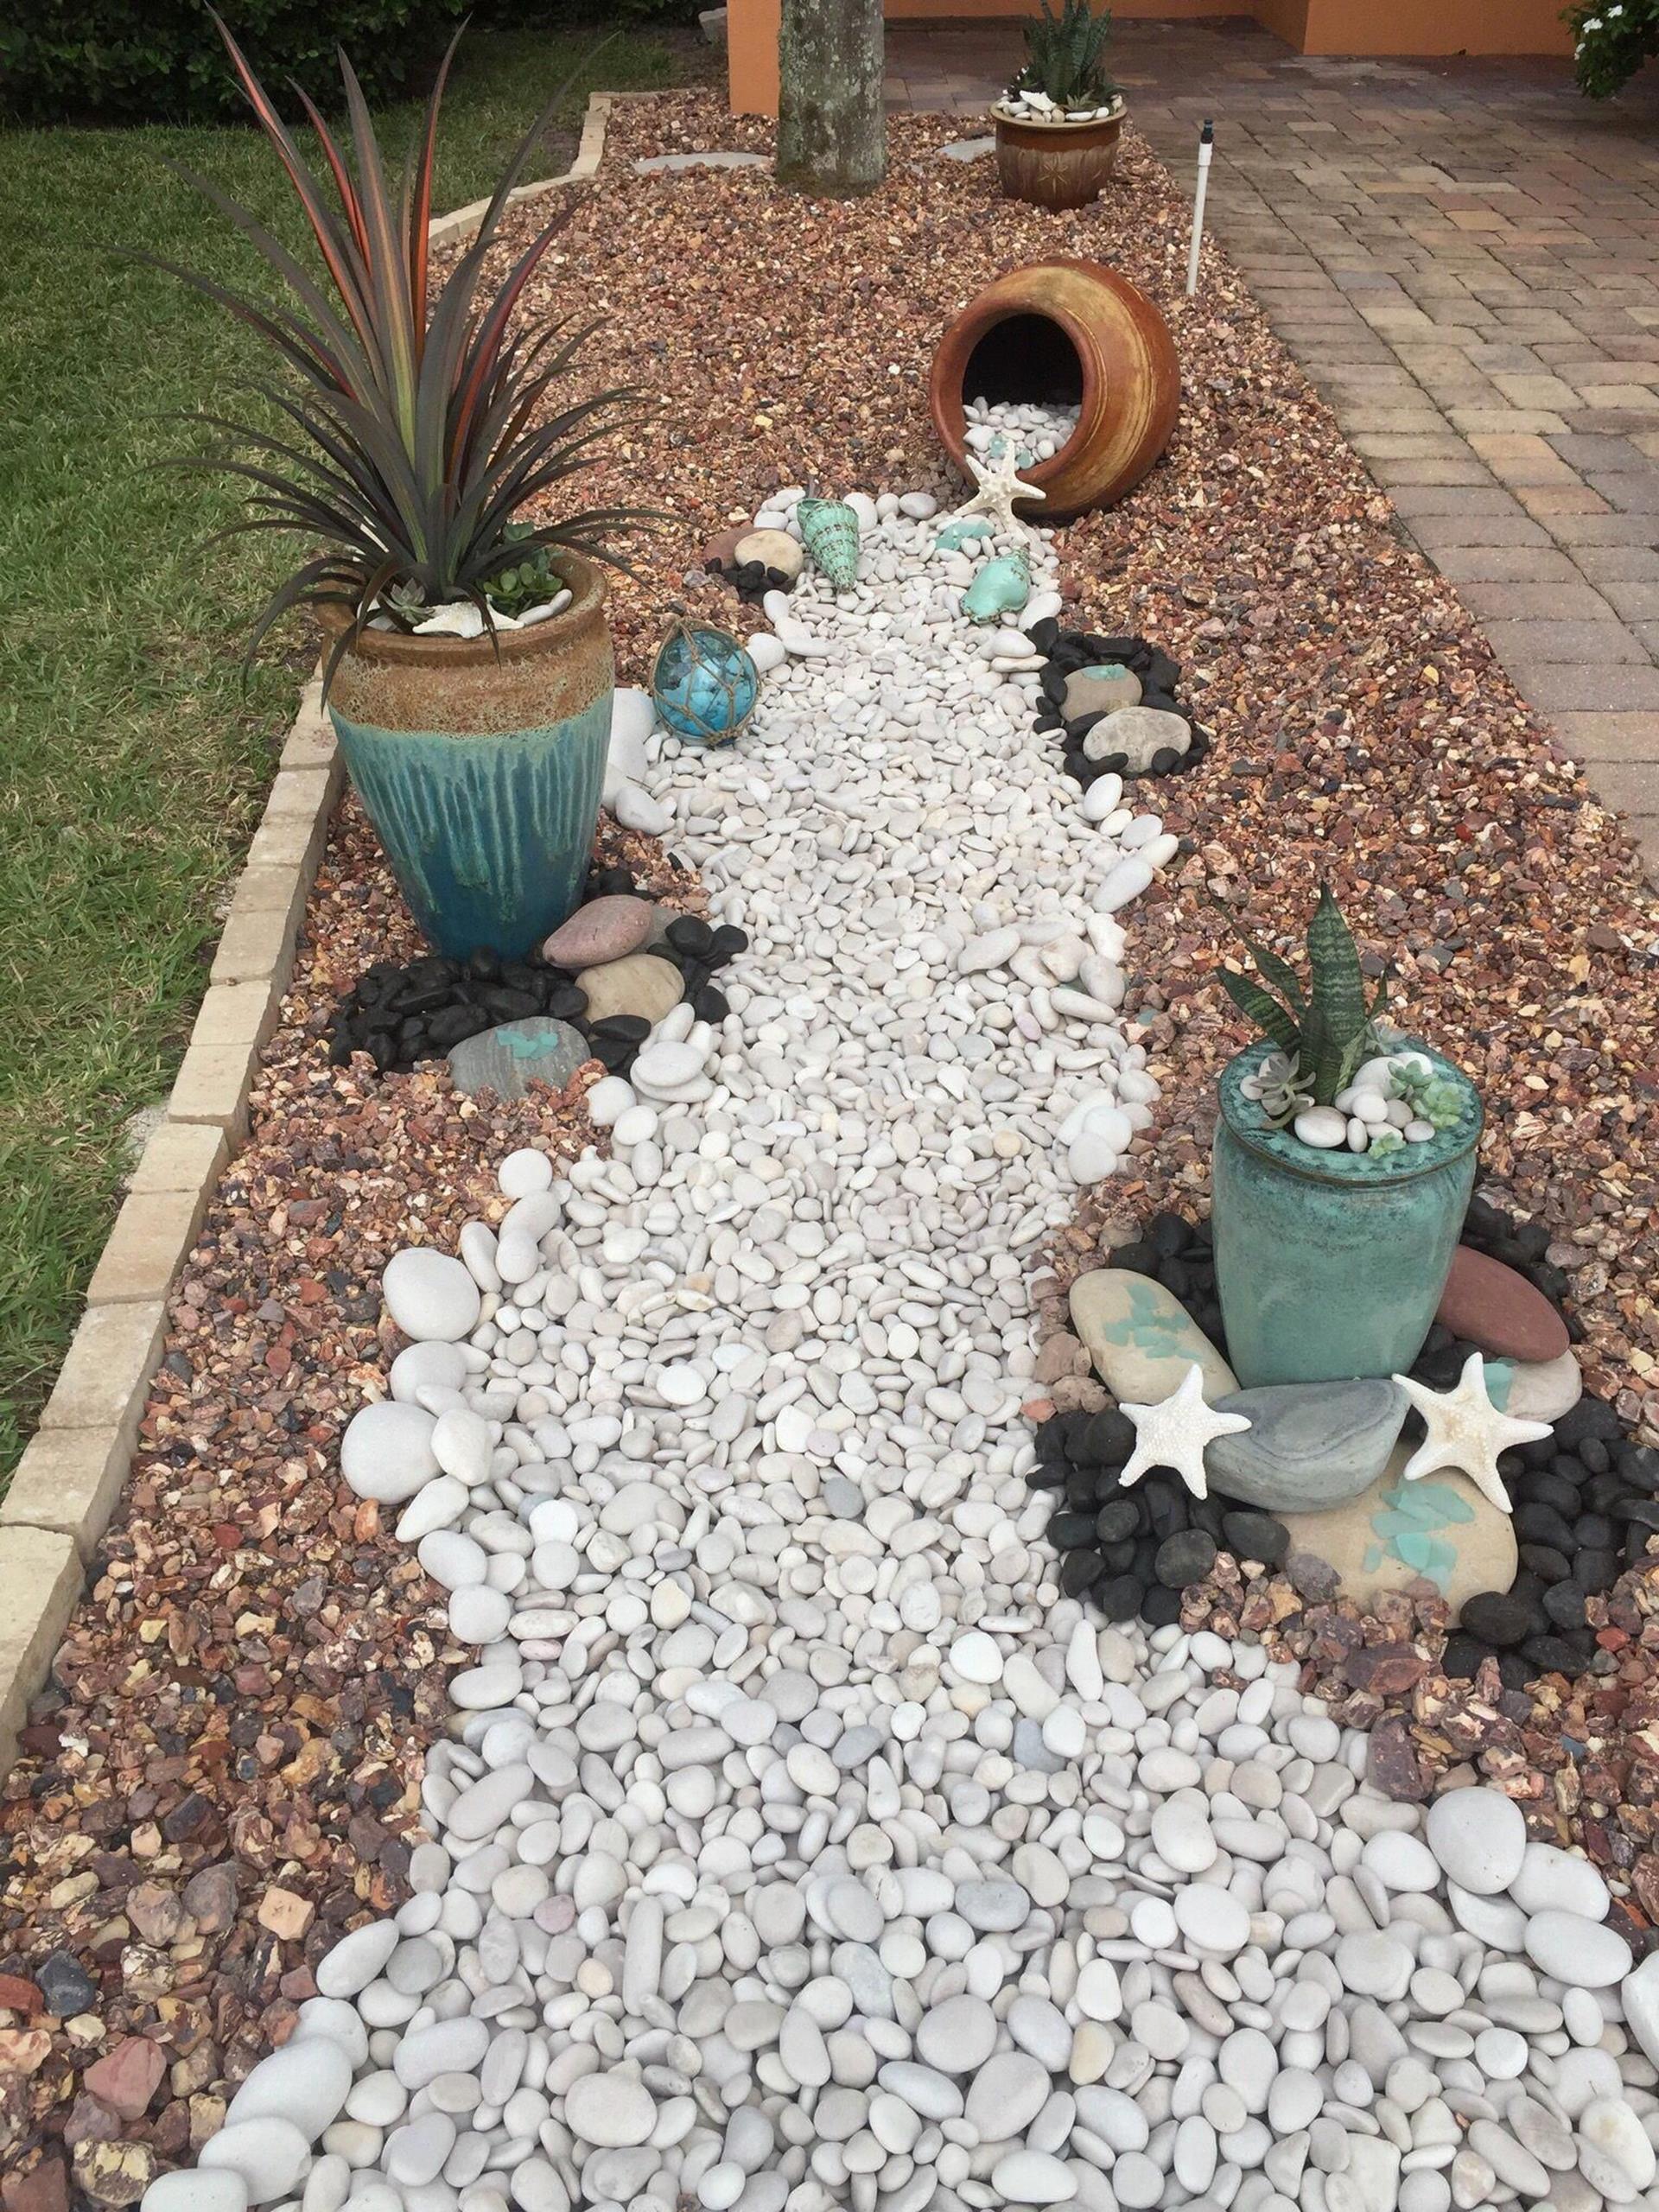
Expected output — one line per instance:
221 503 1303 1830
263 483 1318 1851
1 0 470 124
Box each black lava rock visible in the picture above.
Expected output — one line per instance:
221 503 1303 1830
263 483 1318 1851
1141 1583 1185 1628
1094 1499 1140 1544
1155 1529 1218 1589
1058 1550 1104 1598
1441 1633 1492 1681
1220 1511 1288 1569
1458 1590 1535 1648
1096 1573 1147 1622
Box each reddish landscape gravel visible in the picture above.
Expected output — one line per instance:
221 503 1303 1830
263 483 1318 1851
3 97 1659 2205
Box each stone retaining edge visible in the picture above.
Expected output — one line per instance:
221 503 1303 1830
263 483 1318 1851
425 90 618 250
0 678 343 1777
0 84 640 1777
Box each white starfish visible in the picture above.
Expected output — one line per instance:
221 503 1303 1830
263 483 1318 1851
1391 1351 1553 1514
946 437 1046 543
1119 1363 1252 1503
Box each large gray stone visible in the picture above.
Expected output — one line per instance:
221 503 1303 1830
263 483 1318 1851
1484 1348 1583 1423
1082 705 1192 772
1063 663 1141 719
1206 1378 1408 1512
447 1019 589 1102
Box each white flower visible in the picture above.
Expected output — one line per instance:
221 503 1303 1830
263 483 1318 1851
1583 15 1604 27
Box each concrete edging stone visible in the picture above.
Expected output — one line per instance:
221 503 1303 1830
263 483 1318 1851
0 679 340 1774
0 87 632 1780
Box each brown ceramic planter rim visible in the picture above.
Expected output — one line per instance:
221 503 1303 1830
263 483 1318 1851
930 255 1106 506
315 550 607 670
990 98 1126 133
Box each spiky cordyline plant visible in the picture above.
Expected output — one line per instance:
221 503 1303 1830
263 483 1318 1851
1014 0 1118 111
1215 886 1389 1113
146 15 662 688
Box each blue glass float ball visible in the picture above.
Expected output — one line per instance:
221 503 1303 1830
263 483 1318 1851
652 626 760 745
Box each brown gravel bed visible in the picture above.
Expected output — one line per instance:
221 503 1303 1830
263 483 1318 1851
4 95 1659 2203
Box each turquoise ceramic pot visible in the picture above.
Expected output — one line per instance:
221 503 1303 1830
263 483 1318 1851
1211 1040 1482 1389
321 556 613 961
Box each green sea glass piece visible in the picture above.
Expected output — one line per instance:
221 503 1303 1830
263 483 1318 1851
961 550 1032 626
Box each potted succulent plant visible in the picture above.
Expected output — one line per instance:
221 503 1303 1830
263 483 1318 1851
154 20 658 959
1210 888 1483 1391
993 0 1125 212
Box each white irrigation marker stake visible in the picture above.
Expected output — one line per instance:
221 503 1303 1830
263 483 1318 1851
1187 118 1214 296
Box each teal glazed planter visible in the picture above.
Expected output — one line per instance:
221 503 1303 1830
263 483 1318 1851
321 556 613 961
1211 1040 1483 1389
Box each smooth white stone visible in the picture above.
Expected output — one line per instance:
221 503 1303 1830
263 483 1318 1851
1425 1788 1527 1895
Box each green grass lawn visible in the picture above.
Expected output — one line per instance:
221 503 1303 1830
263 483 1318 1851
0 26 703 1486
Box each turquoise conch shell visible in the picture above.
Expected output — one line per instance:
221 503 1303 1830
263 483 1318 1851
796 495 861 590
936 516 995 551
962 551 1032 626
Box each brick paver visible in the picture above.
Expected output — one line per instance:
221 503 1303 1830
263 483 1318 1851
885 18 1659 875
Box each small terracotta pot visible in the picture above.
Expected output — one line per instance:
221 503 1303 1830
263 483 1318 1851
318 556 615 960
929 257 1180 520
994 103 1123 212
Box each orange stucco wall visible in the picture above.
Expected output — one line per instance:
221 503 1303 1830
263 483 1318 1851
728 0 1573 116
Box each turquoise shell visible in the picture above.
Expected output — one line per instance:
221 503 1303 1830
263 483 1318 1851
936 516 995 550
329 694 608 960
651 622 759 745
961 551 1032 625
796 495 861 590
1211 1040 1483 1389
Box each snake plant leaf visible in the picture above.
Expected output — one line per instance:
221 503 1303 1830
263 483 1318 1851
1334 1025 1376 1100
1217 968 1301 1057
1237 927 1306 1016
1305 884 1370 1102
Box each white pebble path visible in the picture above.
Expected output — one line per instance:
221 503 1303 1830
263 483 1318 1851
147 501 1659 2212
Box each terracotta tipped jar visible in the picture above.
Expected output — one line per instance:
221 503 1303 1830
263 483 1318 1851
929 259 1179 522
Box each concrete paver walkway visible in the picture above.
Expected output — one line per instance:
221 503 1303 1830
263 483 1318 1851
887 17 1659 874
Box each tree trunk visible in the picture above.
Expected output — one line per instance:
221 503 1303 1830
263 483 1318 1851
776 0 886 198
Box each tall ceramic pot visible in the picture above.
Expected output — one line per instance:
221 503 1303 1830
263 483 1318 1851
929 259 1179 520
320 555 613 961
1211 1040 1483 1389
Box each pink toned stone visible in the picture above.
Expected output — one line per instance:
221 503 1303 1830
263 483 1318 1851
542 895 654 970
1436 1247 1570 1364
82 2037 165 2122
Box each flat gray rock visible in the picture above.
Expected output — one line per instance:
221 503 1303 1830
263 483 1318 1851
1083 704 1192 772
1064 663 1142 720
1206 1377 1408 1511
632 150 766 175
938 135 996 162
448 1018 588 1102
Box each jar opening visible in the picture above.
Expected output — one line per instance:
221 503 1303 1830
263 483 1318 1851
962 312 1084 414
